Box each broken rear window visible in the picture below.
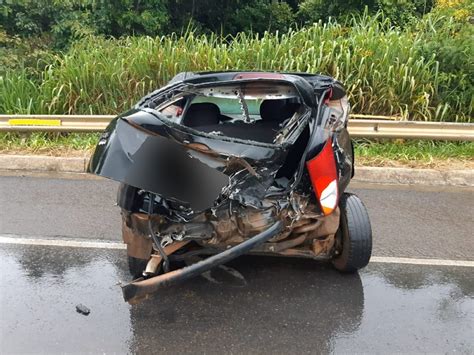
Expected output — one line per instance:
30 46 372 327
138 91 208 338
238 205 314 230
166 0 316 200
154 82 307 144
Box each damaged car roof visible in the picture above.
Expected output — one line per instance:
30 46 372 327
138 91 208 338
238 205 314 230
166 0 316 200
137 71 346 109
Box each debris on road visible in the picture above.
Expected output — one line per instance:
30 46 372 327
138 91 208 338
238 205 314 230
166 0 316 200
76 304 91 316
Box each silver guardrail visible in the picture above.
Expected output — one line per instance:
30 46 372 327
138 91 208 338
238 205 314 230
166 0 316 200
348 120 474 141
0 114 473 140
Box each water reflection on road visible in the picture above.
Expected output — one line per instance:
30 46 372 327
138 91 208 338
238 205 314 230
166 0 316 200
0 244 472 354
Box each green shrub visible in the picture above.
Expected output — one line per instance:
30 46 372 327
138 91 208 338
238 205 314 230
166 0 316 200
0 12 471 122
414 0 473 121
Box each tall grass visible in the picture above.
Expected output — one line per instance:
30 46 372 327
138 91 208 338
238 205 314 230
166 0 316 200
0 14 471 121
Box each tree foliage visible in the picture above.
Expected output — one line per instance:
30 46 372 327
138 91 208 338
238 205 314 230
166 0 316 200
1 0 435 43
0 0 471 121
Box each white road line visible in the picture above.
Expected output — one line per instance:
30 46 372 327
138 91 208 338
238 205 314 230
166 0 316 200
0 235 473 267
369 256 474 267
0 236 126 250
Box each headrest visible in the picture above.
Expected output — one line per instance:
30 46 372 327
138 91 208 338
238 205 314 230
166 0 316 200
259 100 298 122
183 103 220 127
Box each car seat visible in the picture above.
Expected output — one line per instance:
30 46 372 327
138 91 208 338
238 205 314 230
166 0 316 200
259 99 298 126
182 103 220 128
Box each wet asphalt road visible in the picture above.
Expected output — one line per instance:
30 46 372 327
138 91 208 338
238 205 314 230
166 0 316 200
1 245 473 354
0 172 474 354
1 172 473 259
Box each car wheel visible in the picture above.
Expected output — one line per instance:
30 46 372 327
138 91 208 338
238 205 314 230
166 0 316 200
332 193 372 272
128 256 148 279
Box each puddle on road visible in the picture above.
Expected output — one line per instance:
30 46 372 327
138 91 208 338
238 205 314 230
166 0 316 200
0 244 472 354
0 245 132 353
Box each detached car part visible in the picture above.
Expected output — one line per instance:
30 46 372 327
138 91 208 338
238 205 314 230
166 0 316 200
88 71 372 304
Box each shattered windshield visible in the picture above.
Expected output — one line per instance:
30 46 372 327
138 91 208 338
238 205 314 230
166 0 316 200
153 82 307 144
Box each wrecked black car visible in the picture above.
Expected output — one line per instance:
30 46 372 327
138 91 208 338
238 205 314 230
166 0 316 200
88 71 372 304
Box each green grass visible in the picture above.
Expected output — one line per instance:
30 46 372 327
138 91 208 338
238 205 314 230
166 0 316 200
1 132 472 167
354 139 474 166
1 12 472 122
0 132 100 155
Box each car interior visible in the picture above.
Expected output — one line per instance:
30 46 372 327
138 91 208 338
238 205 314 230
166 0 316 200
179 98 301 143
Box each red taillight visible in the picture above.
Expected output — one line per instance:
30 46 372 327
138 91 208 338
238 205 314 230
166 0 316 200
305 138 339 215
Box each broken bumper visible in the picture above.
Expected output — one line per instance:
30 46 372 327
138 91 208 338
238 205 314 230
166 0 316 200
122 221 283 304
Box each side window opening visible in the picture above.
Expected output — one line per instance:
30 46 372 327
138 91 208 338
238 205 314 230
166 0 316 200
275 125 310 179
157 98 186 122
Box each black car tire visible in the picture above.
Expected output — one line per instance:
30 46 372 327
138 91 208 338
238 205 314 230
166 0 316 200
332 193 372 272
128 256 148 279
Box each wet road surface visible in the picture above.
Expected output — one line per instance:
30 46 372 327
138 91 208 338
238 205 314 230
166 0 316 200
1 172 473 353
1 243 473 354
1 172 473 259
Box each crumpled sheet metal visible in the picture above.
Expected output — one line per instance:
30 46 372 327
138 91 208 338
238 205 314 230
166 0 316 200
202 204 340 257
122 194 340 260
122 212 153 260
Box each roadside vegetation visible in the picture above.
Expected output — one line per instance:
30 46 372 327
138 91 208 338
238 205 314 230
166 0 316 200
0 1 472 167
0 132 100 157
1 1 472 122
354 139 474 169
